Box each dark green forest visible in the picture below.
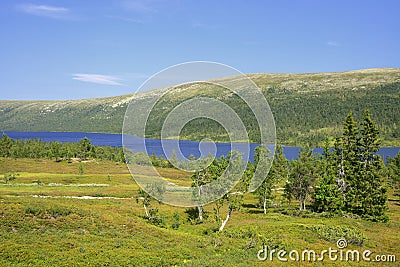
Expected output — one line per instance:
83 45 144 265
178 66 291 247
0 135 125 163
0 134 180 169
145 82 400 146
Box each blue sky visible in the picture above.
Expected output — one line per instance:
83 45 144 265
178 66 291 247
1 0 399 100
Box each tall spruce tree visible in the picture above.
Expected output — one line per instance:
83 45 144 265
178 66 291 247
79 137 93 161
335 111 388 221
312 138 344 212
336 112 360 215
0 133 14 157
358 110 387 221
387 152 400 196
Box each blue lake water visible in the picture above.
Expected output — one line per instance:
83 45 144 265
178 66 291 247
3 131 400 162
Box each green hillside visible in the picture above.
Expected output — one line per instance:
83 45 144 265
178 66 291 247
1 68 399 146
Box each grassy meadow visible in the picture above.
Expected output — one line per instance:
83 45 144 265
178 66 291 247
0 158 399 266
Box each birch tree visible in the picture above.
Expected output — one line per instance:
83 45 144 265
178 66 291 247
191 158 220 220
288 147 317 211
217 151 247 232
255 145 287 214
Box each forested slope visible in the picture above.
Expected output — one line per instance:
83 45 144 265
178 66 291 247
1 68 399 146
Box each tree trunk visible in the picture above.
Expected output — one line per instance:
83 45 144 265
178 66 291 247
215 201 222 222
263 198 267 214
219 205 232 232
198 205 203 220
300 199 306 211
197 185 203 220
143 203 149 218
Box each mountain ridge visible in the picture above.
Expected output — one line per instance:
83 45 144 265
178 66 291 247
1 68 399 146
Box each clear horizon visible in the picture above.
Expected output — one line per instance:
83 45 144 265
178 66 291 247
1 0 399 100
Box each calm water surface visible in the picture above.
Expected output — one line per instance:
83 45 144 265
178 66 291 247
4 131 400 162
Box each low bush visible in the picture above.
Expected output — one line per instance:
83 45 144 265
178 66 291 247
309 225 367 246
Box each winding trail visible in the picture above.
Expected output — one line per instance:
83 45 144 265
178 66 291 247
2 194 133 200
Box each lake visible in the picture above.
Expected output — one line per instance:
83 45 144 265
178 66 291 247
3 131 400 162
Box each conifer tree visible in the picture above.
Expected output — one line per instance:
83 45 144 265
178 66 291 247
79 137 93 160
387 152 400 196
313 138 344 212
336 112 360 214
0 133 13 157
334 111 388 221
357 110 387 221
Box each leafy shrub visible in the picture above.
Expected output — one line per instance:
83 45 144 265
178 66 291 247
25 204 73 218
2 172 18 184
222 227 256 239
184 207 208 224
258 235 286 250
147 208 165 227
202 227 219 236
310 225 367 246
25 205 43 217
171 211 180 230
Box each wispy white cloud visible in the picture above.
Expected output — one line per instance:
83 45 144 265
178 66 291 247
17 3 70 19
72 74 124 86
326 41 341 47
105 14 144 24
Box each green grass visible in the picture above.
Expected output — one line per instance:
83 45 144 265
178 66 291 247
1 158 399 266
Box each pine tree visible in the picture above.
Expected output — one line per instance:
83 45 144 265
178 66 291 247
334 111 388 221
136 189 151 218
336 112 361 214
269 145 289 185
78 163 84 176
0 133 14 157
79 137 93 161
387 152 400 194
283 180 293 209
51 141 61 162
169 150 179 168
357 110 387 221
312 140 344 213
